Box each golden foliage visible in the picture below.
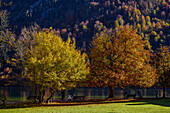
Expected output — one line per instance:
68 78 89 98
24 29 89 90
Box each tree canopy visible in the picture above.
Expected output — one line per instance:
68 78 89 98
88 26 158 97
16 28 89 103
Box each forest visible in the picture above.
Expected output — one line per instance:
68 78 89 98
2 0 170 48
0 0 170 104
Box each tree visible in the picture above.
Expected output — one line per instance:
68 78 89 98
0 0 14 82
12 25 39 87
153 45 170 98
0 1 13 105
89 26 158 98
115 20 119 28
0 1 13 64
16 28 89 103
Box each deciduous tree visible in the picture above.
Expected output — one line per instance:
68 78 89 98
16 28 89 103
89 26 158 98
0 0 13 84
153 45 170 98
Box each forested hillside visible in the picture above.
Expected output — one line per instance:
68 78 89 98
2 0 169 50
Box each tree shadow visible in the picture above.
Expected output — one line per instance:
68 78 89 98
126 98 170 107
0 98 170 109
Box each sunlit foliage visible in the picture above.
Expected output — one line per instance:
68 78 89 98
16 28 89 103
88 26 158 98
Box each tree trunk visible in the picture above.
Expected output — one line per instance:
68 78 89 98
33 71 37 104
41 89 45 102
162 86 166 98
38 88 45 103
46 89 54 103
33 82 37 104
108 86 115 98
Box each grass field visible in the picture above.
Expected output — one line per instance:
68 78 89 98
0 99 170 113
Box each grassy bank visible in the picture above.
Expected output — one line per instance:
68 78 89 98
0 99 170 113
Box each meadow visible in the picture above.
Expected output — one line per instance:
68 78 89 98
0 99 170 113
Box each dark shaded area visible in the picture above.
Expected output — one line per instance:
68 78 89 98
126 98 170 107
0 98 170 109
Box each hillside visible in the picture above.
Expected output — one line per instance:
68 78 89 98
3 0 170 50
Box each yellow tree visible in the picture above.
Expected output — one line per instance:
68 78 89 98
89 26 158 98
153 45 170 98
21 28 89 103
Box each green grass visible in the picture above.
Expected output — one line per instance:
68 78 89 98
6 97 28 102
0 99 170 113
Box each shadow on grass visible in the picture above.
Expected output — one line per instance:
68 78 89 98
126 98 170 107
0 98 170 109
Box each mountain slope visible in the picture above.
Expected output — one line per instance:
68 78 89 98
3 0 170 49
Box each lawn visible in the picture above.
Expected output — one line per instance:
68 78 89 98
0 99 170 113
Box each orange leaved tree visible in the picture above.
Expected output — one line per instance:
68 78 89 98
89 26 158 98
